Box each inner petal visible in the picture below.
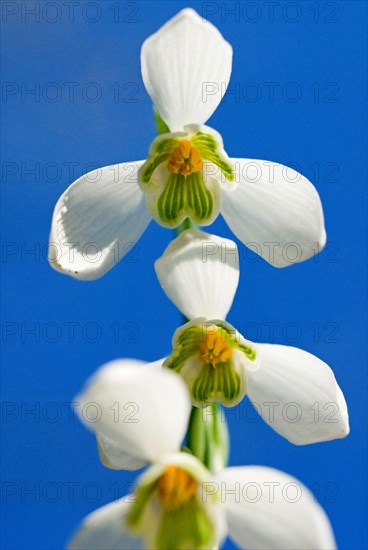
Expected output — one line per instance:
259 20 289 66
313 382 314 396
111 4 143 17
125 458 220 550
165 320 257 407
158 465 197 511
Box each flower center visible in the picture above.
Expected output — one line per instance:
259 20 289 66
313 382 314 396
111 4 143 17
158 466 197 511
167 139 203 176
199 328 233 366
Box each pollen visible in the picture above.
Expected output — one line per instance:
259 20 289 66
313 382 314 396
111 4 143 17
158 466 197 511
199 329 233 366
167 139 203 176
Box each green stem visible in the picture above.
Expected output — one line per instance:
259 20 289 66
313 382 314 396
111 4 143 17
154 111 170 135
187 403 229 472
176 217 196 236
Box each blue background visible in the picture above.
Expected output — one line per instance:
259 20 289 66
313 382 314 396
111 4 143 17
1 1 367 548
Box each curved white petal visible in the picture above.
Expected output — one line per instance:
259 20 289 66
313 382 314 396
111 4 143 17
155 228 239 320
75 360 191 469
221 159 326 267
49 161 151 280
97 433 148 471
68 499 144 550
143 356 166 372
217 466 336 550
141 8 232 131
247 344 349 445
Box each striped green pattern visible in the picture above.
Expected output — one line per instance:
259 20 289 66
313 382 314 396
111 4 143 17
166 324 203 373
192 361 242 404
157 172 214 225
192 132 234 182
156 497 214 550
139 129 233 226
139 136 179 186
126 471 215 550
166 322 257 406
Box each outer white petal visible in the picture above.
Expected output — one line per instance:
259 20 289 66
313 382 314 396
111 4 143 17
97 433 148 471
68 499 144 550
142 356 166 371
247 344 349 445
221 158 326 267
75 360 191 469
141 8 232 131
155 228 239 320
217 466 336 550
49 161 151 280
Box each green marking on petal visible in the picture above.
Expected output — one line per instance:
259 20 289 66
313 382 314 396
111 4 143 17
218 322 257 361
237 341 257 360
157 173 185 224
186 172 214 222
157 497 214 550
191 362 241 405
154 171 215 226
125 481 157 528
139 136 180 186
192 131 234 182
166 325 204 373
140 129 230 227
126 465 217 550
165 321 256 406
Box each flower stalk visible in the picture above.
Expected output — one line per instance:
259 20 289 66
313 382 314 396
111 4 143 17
155 111 230 473
187 403 229 473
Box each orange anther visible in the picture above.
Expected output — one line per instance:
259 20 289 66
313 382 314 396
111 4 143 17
158 466 197 511
168 140 203 176
199 330 233 366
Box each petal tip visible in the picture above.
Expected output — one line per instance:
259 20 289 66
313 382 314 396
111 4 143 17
141 8 232 131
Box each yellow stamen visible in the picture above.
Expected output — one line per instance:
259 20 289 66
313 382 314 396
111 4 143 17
199 329 233 366
168 139 203 176
158 466 197 511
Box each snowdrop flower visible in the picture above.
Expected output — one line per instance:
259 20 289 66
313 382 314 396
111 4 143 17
49 8 326 280
155 229 349 445
69 360 336 550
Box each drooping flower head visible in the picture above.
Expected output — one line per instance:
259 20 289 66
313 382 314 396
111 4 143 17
155 228 349 445
69 361 337 550
49 8 326 280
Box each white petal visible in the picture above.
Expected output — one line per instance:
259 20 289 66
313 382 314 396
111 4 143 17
141 8 232 131
49 161 151 280
247 344 349 445
68 499 144 550
221 159 326 267
75 360 191 469
142 356 166 372
217 466 336 550
155 228 239 319
97 433 148 471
